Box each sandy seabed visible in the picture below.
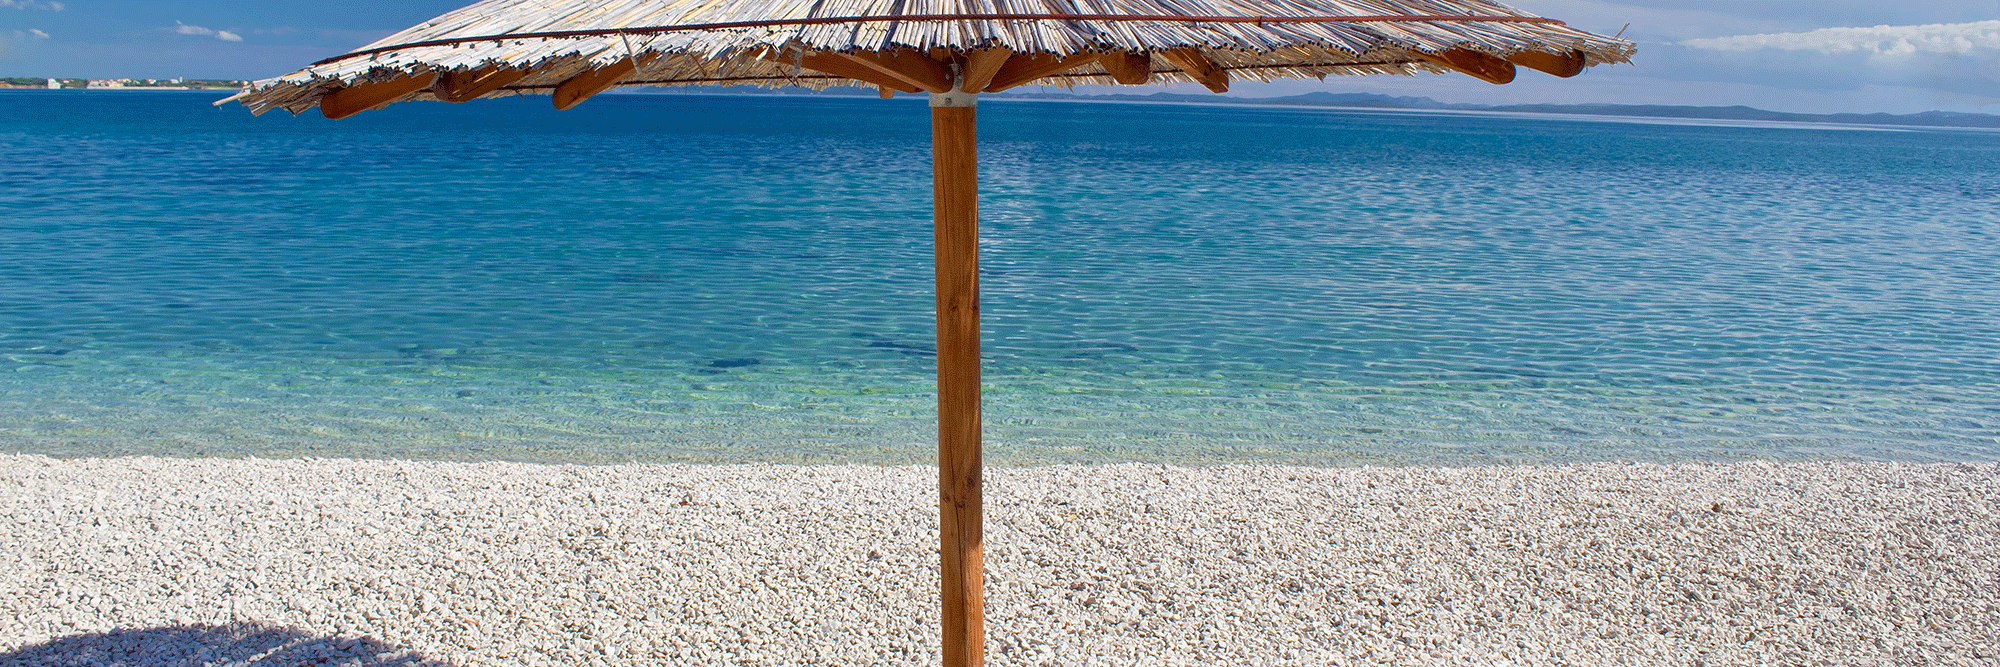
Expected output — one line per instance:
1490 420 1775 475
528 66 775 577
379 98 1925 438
1 455 1993 666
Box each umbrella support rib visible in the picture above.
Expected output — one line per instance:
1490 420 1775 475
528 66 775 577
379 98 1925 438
932 98 984 667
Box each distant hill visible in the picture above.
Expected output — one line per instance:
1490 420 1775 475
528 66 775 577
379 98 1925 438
1474 103 2000 129
990 90 2000 129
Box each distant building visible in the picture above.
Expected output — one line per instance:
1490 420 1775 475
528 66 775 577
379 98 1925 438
47 79 60 89
86 79 127 89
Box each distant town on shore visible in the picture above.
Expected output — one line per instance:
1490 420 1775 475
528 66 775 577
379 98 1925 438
2 77 248 90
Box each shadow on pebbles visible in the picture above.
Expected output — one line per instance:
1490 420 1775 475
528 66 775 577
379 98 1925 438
0 623 451 666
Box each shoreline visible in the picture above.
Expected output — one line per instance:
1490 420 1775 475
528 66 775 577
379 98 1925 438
3 456 1994 665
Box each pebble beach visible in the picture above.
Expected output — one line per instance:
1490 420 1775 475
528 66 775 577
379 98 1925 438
2 456 1993 666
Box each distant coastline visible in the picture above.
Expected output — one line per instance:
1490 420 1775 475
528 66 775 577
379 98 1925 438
1 77 245 91
634 84 2000 130
12 79 1996 129
3 87 239 92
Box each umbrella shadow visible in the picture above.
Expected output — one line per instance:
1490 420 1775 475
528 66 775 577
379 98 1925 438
0 623 456 666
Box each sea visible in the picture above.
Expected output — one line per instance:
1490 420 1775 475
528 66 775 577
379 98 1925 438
3 90 1996 466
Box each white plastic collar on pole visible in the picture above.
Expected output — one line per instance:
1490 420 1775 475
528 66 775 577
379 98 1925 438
930 90 977 107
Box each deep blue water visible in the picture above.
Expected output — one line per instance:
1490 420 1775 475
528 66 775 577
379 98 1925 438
2 90 1997 465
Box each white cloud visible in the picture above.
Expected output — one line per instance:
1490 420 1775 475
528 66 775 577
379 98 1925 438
0 1 64 10
1683 20 2000 56
28 27 47 38
1508 0 1795 43
174 21 243 42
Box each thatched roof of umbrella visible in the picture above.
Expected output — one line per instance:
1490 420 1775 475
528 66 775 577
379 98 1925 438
228 0 1634 118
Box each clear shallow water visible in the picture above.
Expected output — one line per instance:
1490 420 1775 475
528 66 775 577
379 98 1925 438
2 90 1997 465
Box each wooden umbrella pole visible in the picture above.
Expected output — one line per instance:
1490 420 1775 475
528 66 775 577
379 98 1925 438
931 91 984 667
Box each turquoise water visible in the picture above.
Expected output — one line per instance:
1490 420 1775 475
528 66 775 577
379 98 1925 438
2 90 1997 465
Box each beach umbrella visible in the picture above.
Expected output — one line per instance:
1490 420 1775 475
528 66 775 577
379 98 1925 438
226 1 1632 663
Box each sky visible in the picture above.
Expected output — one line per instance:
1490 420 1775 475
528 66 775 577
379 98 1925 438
1 1 1996 114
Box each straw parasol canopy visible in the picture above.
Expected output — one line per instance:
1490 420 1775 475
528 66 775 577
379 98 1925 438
227 0 1633 116
227 2 1631 665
